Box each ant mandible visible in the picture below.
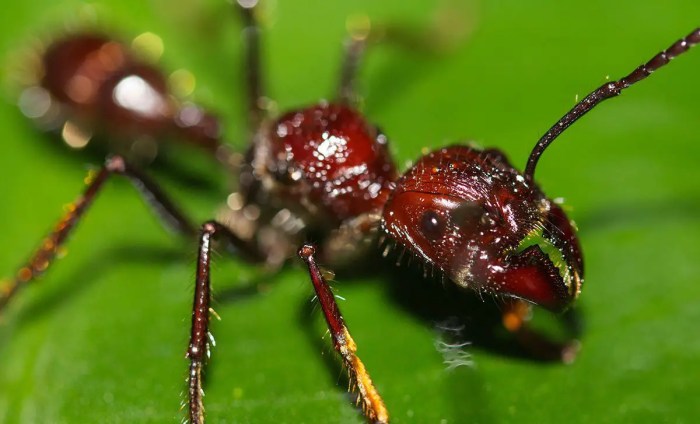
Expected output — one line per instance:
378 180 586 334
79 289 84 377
1 1 699 423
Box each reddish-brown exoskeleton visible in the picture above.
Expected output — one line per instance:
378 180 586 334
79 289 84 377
2 2 699 423
18 31 229 164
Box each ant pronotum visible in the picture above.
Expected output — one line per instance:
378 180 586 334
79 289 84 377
1 0 700 419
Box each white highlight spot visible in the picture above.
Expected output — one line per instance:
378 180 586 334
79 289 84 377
19 86 52 119
317 135 344 158
113 75 167 118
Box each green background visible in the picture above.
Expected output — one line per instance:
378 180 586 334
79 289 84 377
1 0 699 423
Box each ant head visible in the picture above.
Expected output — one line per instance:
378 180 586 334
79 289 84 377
381 145 582 312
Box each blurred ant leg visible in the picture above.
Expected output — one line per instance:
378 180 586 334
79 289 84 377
238 1 267 130
0 156 193 311
323 212 380 264
0 156 261 312
501 299 580 364
174 106 240 169
337 36 367 105
298 243 389 424
336 6 474 106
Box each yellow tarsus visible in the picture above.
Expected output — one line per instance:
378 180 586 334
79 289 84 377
341 328 389 423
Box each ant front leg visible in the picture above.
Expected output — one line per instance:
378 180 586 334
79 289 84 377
186 220 268 424
501 299 580 364
298 244 389 424
0 156 196 311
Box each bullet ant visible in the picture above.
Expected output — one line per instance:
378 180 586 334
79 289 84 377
1 1 698 423
15 26 236 182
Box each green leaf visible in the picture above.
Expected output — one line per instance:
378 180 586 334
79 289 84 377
1 0 699 423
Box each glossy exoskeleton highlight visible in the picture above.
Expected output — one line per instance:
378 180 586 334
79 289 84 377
19 32 226 162
1 2 698 423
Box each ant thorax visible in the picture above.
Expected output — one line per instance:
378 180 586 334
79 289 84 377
219 102 398 267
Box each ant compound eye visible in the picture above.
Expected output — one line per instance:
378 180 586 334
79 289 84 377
420 210 446 240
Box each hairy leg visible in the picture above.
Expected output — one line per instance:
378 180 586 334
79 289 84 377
299 243 389 424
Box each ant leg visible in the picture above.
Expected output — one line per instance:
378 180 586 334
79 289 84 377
173 105 240 170
186 220 266 424
298 244 389 424
337 36 367 105
501 299 580 364
187 220 227 424
238 1 267 130
0 156 260 311
323 212 381 264
0 156 190 310
336 6 474 106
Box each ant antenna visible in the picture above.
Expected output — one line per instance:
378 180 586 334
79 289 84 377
524 28 700 182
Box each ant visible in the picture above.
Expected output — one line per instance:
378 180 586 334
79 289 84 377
15 27 237 179
1 1 699 423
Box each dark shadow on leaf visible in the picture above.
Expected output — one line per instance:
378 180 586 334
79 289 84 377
297 298 354 407
444 360 496 424
381 262 583 362
30 124 223 193
214 281 271 303
292 250 578 423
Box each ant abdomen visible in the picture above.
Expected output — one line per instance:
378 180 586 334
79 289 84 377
22 32 222 161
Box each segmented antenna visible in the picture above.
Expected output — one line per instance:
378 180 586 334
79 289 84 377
524 28 700 182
